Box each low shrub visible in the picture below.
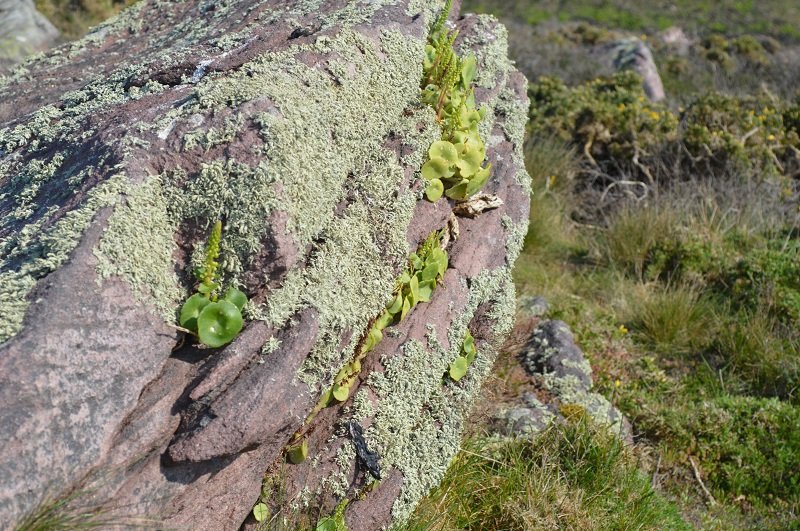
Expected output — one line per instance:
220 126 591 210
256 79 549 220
527 73 800 187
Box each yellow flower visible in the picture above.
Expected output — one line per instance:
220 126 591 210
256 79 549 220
650 111 660 121
767 134 776 141
618 324 628 335
618 103 626 111
615 379 622 388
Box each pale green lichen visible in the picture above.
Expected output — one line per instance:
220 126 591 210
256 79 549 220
543 373 625 435
457 14 513 90
93 174 181 320
351 388 375 421
183 113 244 152
502 214 529 267
0 63 161 344
261 336 282 355
0 175 127 342
168 159 278 279
189 27 434 387
350 264 517 526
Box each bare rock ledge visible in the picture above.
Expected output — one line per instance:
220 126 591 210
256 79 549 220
0 0 530 528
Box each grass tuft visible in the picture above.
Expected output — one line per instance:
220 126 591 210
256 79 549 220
408 417 688 530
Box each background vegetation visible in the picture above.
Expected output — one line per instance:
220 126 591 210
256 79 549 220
408 0 800 528
34 0 135 40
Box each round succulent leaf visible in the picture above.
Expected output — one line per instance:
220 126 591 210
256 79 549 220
458 105 479 127
445 179 470 200
400 296 411 321
466 90 477 110
420 261 440 282
463 333 477 363
332 383 350 402
449 356 469 381
418 280 435 302
421 157 454 181
452 131 469 145
387 292 403 315
429 140 458 163
465 163 491 197
375 310 394 330
456 145 485 177
425 178 444 202
197 282 217 295
287 439 308 464
363 326 382 353
320 387 333 407
253 503 269 523
334 365 349 384
316 518 337 531
430 248 448 276
409 253 424 271
409 274 420 305
223 287 248 311
179 293 211 332
369 326 382 346
197 300 244 348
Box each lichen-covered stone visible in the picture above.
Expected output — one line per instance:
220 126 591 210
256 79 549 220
0 0 530 528
523 319 631 437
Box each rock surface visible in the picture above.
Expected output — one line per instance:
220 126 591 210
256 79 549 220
487 305 630 441
0 0 59 73
606 37 666 101
0 0 530 528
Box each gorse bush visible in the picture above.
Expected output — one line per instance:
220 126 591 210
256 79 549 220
528 72 678 167
528 72 800 186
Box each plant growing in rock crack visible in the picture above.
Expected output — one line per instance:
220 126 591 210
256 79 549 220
178 220 247 348
326 230 449 404
448 328 477 381
315 498 349 531
419 0 492 202
294 229 450 455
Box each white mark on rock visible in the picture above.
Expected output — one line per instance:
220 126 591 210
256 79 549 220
191 59 213 84
157 120 176 140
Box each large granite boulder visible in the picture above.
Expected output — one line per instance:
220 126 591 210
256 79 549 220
0 0 530 528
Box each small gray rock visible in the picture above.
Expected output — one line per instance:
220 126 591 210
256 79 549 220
0 0 59 72
606 37 665 101
523 319 593 392
495 402 554 437
518 294 548 317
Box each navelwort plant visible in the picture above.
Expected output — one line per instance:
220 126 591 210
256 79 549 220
325 229 448 405
284 231 449 465
178 220 247 348
420 0 492 202
448 328 477 381
315 498 349 531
